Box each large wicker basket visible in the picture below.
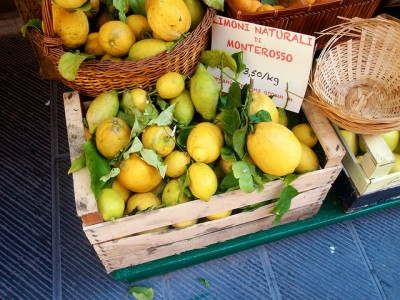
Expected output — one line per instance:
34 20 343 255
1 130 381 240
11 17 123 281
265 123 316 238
308 17 400 134
29 0 216 97
225 0 380 49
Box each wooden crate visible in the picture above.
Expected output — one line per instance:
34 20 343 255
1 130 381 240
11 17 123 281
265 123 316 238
334 127 400 195
64 91 345 273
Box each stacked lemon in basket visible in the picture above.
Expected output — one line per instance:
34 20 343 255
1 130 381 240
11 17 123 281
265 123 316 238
51 0 206 60
70 54 322 230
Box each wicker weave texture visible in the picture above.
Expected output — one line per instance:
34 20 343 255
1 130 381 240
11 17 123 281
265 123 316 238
309 17 400 134
30 0 216 97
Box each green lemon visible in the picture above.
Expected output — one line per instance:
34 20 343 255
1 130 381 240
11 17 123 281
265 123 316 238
98 188 125 221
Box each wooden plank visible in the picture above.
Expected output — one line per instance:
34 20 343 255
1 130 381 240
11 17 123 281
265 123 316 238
63 92 100 225
94 185 330 260
302 100 346 169
82 167 341 244
99 200 324 272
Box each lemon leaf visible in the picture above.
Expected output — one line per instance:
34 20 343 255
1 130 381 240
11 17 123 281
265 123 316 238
116 110 134 127
21 18 42 38
220 108 241 136
148 103 176 126
220 172 239 192
100 167 120 182
233 125 247 159
67 0 91 12
68 154 86 174
285 173 300 186
220 147 236 162
222 50 237 73
202 0 224 11
249 110 272 124
83 138 112 200
231 51 246 78
225 82 241 109
128 0 146 16
140 149 167 178
123 137 143 160
200 49 223 68
127 286 154 300
271 185 299 224
59 51 94 81
178 172 191 203
113 0 127 22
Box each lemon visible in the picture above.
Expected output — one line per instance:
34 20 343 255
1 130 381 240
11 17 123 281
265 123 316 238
101 53 123 61
156 72 186 100
247 122 302 176
145 0 157 12
291 123 318 148
84 32 106 57
277 108 288 127
151 180 167 197
164 150 191 178
98 20 136 57
187 122 224 164
85 0 100 19
112 179 131 203
218 157 233 175
97 188 125 221
127 38 173 60
206 210 232 221
172 219 198 228
340 129 358 156
250 0 262 11
188 162 218 201
95 117 131 159
141 125 176 157
356 155 363 163
122 88 148 113
389 153 400 174
54 0 87 9
162 179 189 206
86 90 119 134
169 89 195 126
295 142 320 174
147 0 191 42
183 0 206 31
125 192 162 214
126 14 152 41
381 130 399 152
117 153 162 192
394 139 400 154
250 92 279 124
52 3 89 49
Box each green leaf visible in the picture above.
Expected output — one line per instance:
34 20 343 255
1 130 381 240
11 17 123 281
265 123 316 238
156 97 168 111
58 51 94 81
100 167 120 182
220 147 236 162
238 175 255 193
68 154 86 174
116 110 135 127
285 173 300 186
197 278 210 287
242 200 270 212
178 172 191 204
128 286 154 300
128 0 146 16
21 19 42 37
83 138 112 200
148 103 176 126
232 161 258 193
225 82 242 109
123 137 144 160
231 51 246 77
222 50 237 73
249 110 272 124
140 149 167 178
271 185 299 224
202 0 224 11
114 0 128 22
68 0 91 12
200 49 223 68
233 124 247 159
220 108 241 136
261 173 281 183
220 172 239 192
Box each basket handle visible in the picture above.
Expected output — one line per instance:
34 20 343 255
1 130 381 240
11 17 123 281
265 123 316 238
40 0 63 56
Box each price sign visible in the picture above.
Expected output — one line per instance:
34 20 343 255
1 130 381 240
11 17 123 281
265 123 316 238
210 15 315 113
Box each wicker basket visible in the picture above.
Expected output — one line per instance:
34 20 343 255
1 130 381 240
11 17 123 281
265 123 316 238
225 0 380 49
29 0 216 97
308 17 400 134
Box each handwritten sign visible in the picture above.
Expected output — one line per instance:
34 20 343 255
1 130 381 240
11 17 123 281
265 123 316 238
210 15 315 113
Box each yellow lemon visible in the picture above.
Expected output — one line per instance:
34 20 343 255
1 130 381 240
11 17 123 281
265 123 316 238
291 123 318 148
206 210 232 221
97 188 125 221
249 92 279 124
250 0 263 11
389 153 400 174
117 153 162 192
381 130 399 152
101 53 123 61
122 88 148 113
84 32 106 57
247 122 302 176
86 90 119 134
164 150 191 178
256 4 275 11
147 0 191 42
125 192 162 214
295 142 320 174
95 117 131 160
169 89 195 126
172 219 198 228
52 3 89 49
145 0 157 13
188 162 218 201
54 0 87 9
356 155 363 163
340 129 358 156
112 179 131 203
85 0 100 19
187 122 224 164
127 38 173 60
231 0 253 11
183 0 206 31
218 157 233 175
156 72 186 99
162 179 189 206
98 20 136 57
126 14 152 41
141 125 176 157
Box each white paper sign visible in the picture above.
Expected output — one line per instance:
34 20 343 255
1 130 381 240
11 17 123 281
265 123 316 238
210 15 315 113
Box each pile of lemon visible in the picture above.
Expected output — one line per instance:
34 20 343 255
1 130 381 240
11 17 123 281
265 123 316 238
81 65 321 230
50 0 205 61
